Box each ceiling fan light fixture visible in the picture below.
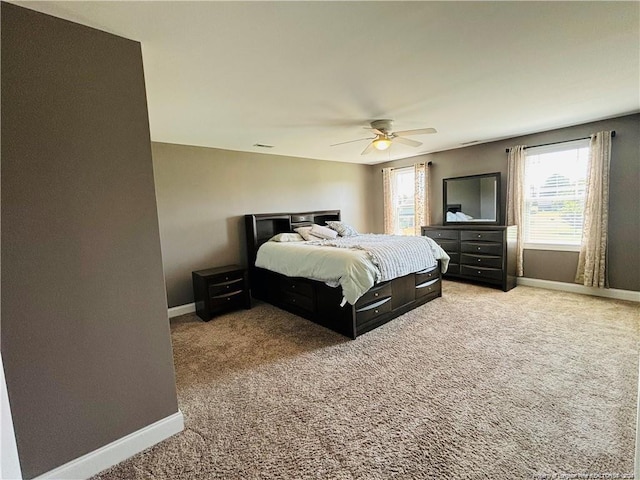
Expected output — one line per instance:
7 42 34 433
373 136 392 151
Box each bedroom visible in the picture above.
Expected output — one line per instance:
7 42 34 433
1 2 639 480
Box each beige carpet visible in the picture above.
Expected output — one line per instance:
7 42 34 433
93 281 639 479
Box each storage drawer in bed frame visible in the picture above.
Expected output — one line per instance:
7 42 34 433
250 264 442 339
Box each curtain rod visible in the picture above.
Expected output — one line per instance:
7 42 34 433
504 131 616 153
382 161 432 172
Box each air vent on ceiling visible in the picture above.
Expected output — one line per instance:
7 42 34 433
253 143 274 149
461 140 480 145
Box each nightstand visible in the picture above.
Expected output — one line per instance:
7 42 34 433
192 265 251 321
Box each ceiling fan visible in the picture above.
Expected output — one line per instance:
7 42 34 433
330 119 437 155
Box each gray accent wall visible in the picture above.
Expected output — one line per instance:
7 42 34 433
372 114 640 292
1 4 179 478
152 142 376 307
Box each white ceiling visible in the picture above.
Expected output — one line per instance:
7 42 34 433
14 1 640 164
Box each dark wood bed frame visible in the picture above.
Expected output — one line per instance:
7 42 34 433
244 210 442 339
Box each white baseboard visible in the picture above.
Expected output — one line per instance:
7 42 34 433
168 302 195 318
33 410 184 480
517 277 640 302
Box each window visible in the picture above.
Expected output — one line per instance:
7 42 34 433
392 167 416 235
523 139 590 250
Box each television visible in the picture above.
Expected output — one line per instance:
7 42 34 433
443 172 501 225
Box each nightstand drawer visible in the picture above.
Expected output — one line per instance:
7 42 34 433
210 290 245 309
209 277 244 297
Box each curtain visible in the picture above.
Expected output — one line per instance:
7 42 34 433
575 131 611 288
506 145 526 276
414 163 430 235
382 167 395 234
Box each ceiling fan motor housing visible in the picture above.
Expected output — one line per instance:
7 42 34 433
371 119 393 133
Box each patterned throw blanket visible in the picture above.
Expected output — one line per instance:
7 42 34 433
308 234 444 282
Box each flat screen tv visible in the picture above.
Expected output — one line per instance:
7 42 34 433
443 172 501 225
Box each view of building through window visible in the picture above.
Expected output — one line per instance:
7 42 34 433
523 140 590 248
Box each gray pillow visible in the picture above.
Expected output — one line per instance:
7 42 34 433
326 221 359 237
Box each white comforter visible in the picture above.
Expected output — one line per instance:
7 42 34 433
255 234 449 305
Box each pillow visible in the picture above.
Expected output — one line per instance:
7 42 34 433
269 233 304 242
294 225 321 241
310 223 339 239
326 221 359 237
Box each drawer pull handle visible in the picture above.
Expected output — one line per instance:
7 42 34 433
477 234 481 238
374 293 379 297
291 285 296 289
292 298 296 303
437 233 441 237
477 271 482 274
478 259 481 262
227 297 231 301
225 276 229 280
374 309 379 314
477 247 481 251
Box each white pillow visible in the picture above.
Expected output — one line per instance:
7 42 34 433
269 233 304 242
310 223 338 239
326 221 359 237
294 225 322 241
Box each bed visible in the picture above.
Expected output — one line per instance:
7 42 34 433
244 210 448 339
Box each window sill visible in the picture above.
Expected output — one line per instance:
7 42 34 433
523 243 581 252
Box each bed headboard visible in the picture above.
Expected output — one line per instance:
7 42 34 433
244 210 341 266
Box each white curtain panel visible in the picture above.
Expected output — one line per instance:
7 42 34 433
575 131 612 288
382 167 396 235
506 145 526 276
414 163 430 235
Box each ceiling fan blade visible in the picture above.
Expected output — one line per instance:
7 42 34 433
393 127 437 137
364 127 385 135
361 142 375 155
330 137 374 147
393 136 422 148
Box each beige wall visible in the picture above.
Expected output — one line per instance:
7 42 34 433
372 114 640 292
1 5 179 478
152 142 376 307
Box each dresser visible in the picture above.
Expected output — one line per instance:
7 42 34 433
421 225 517 291
192 265 251 321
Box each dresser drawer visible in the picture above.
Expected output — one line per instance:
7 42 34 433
209 277 244 297
415 266 439 285
356 282 392 308
423 229 459 241
281 290 314 311
435 240 459 253
460 265 503 281
446 263 460 275
280 277 314 298
415 278 440 298
356 297 392 326
460 242 503 256
460 253 503 269
460 230 503 243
